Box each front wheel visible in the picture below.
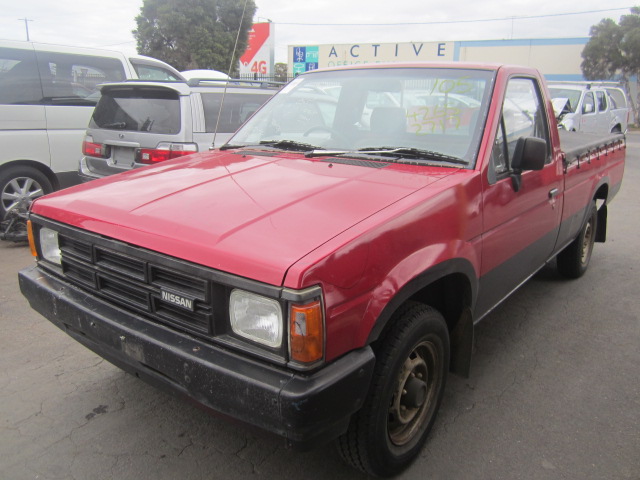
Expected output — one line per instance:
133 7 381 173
336 302 449 477
557 202 598 278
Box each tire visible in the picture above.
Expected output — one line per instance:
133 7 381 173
557 202 598 279
336 302 450 477
0 166 53 221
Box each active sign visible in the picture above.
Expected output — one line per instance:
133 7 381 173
289 42 454 74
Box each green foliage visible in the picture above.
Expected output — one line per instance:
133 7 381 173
133 0 257 74
581 18 624 80
274 63 289 83
582 7 640 122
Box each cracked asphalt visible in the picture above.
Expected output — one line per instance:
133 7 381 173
2 134 639 480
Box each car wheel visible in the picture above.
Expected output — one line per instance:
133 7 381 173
336 302 449 477
0 166 53 221
557 202 598 279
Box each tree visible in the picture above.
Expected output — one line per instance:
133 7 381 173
582 7 640 123
133 0 257 75
274 63 289 83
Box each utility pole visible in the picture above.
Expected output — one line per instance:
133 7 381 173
18 18 33 41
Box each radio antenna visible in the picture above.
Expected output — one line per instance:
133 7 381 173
211 0 250 149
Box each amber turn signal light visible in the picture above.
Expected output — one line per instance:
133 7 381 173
290 301 323 364
27 221 37 258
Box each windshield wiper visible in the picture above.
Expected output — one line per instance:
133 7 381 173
359 147 467 165
307 147 467 165
220 140 323 153
258 140 322 152
219 144 244 151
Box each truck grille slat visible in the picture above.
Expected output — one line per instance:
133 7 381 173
96 248 146 280
56 232 215 339
150 266 208 300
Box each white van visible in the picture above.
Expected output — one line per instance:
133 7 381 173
0 40 184 221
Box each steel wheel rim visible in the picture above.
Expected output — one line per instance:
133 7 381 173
1 177 45 213
388 340 439 446
580 220 594 265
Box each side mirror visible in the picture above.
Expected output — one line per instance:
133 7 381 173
510 136 547 192
582 103 595 114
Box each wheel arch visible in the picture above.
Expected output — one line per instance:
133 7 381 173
366 258 477 378
0 160 60 191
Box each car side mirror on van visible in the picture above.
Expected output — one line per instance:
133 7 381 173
510 136 547 192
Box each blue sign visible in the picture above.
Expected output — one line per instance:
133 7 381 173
294 47 306 64
293 46 320 74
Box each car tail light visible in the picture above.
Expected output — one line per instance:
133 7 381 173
82 136 109 158
136 142 198 164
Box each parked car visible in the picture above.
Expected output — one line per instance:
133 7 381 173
0 40 184 230
548 82 629 134
78 78 279 180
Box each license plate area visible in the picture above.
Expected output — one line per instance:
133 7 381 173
111 146 136 165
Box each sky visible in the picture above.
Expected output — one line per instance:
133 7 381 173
1 1 636 66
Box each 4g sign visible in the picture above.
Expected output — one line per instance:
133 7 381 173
250 60 268 75
239 23 274 77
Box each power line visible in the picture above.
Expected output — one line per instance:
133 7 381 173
273 6 634 27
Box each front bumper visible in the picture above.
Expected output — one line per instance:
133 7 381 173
19 265 375 449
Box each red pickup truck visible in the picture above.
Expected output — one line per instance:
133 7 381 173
20 63 625 477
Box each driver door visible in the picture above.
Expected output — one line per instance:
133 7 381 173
476 76 564 318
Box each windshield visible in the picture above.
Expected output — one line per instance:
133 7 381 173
228 67 495 166
549 88 582 114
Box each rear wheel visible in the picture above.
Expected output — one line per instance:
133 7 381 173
336 302 449 477
0 166 53 221
557 202 598 278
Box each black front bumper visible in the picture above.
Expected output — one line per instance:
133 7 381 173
19 265 375 449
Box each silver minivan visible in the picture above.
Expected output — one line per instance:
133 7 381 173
0 40 184 225
78 79 278 180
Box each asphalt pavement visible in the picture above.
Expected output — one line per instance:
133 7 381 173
1 134 639 480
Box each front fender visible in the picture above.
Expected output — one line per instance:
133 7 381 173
365 255 478 345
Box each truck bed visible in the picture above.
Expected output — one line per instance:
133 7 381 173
559 130 625 163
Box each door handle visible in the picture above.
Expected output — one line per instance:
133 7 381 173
548 188 559 199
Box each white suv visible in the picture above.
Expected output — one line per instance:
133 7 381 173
79 78 279 180
548 83 629 134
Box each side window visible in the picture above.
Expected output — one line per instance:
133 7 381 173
0 47 43 105
491 77 549 177
201 92 273 133
596 91 607 112
35 51 127 105
131 61 182 81
582 92 595 114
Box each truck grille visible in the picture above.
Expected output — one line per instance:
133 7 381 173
58 234 215 336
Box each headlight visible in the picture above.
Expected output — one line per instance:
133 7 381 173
230 290 283 348
39 227 61 265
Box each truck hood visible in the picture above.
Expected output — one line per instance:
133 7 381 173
33 150 453 285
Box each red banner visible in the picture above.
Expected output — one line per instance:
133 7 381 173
240 23 271 66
